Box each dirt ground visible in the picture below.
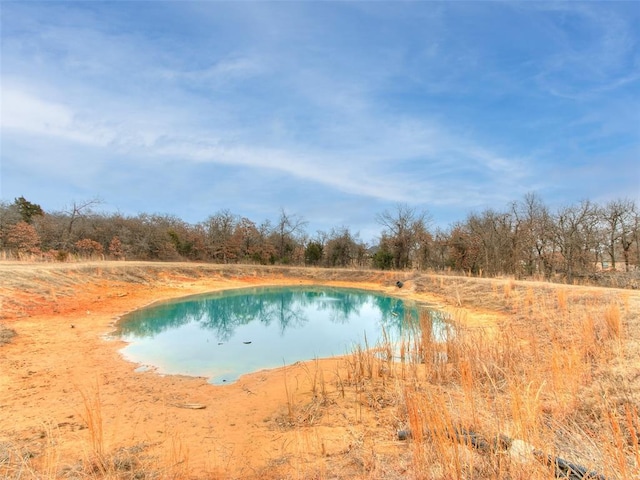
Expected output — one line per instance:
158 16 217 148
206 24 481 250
0 262 638 479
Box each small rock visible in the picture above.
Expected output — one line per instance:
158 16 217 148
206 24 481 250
397 429 412 441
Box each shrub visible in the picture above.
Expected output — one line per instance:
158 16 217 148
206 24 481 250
6 221 41 254
75 238 104 257
108 236 124 260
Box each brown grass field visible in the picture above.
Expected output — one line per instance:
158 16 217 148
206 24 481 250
0 261 639 479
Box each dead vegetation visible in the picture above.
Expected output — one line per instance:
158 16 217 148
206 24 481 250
0 262 639 479
0 325 17 345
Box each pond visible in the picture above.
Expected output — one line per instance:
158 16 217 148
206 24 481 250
115 286 447 384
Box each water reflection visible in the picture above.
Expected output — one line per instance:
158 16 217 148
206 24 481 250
118 287 413 339
116 286 436 384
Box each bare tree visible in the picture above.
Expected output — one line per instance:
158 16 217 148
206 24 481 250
634 208 640 270
274 209 307 264
63 197 103 247
517 193 555 278
447 222 481 274
431 228 449 271
601 199 629 270
554 200 599 282
466 209 515 276
203 210 238 263
601 199 638 272
324 227 365 268
375 204 431 270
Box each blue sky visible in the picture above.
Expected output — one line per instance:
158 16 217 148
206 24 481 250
1 1 639 242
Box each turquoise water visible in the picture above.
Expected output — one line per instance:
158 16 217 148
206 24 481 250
116 286 444 384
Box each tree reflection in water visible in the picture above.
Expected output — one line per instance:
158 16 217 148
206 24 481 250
118 287 414 340
115 286 441 384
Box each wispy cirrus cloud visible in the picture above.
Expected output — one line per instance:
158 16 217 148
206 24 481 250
3 76 529 210
518 2 640 99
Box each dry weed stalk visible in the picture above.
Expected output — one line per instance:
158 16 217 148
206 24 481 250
604 303 622 340
78 380 106 471
283 364 296 424
161 433 190 479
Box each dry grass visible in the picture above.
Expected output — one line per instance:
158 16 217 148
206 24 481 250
276 273 640 479
1 263 639 478
0 324 17 345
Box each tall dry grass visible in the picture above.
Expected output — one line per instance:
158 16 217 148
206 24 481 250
334 280 639 479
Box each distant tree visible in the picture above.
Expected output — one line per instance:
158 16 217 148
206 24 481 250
601 198 637 271
376 204 431 269
304 241 324 266
252 220 277 264
14 196 44 224
3 192 635 276
227 217 258 262
465 209 517 276
413 221 435 271
274 209 307 264
554 200 599 281
431 228 449 270
121 213 182 261
203 210 238 263
447 223 480 274
634 208 640 269
166 220 203 259
324 227 362 268
0 201 22 249
63 197 102 246
7 221 41 255
516 193 555 277
371 236 394 270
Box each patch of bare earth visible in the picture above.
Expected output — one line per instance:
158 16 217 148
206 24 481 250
0 262 638 479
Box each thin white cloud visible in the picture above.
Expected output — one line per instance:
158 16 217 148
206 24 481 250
159 56 265 85
2 86 114 146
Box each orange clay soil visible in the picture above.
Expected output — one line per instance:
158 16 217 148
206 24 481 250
0 262 470 479
1 262 637 479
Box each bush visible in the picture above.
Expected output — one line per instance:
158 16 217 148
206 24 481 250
6 221 41 254
75 238 104 257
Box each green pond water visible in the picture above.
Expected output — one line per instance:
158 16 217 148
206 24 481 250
116 286 446 384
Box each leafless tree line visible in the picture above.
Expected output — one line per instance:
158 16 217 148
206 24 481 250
1 194 638 282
